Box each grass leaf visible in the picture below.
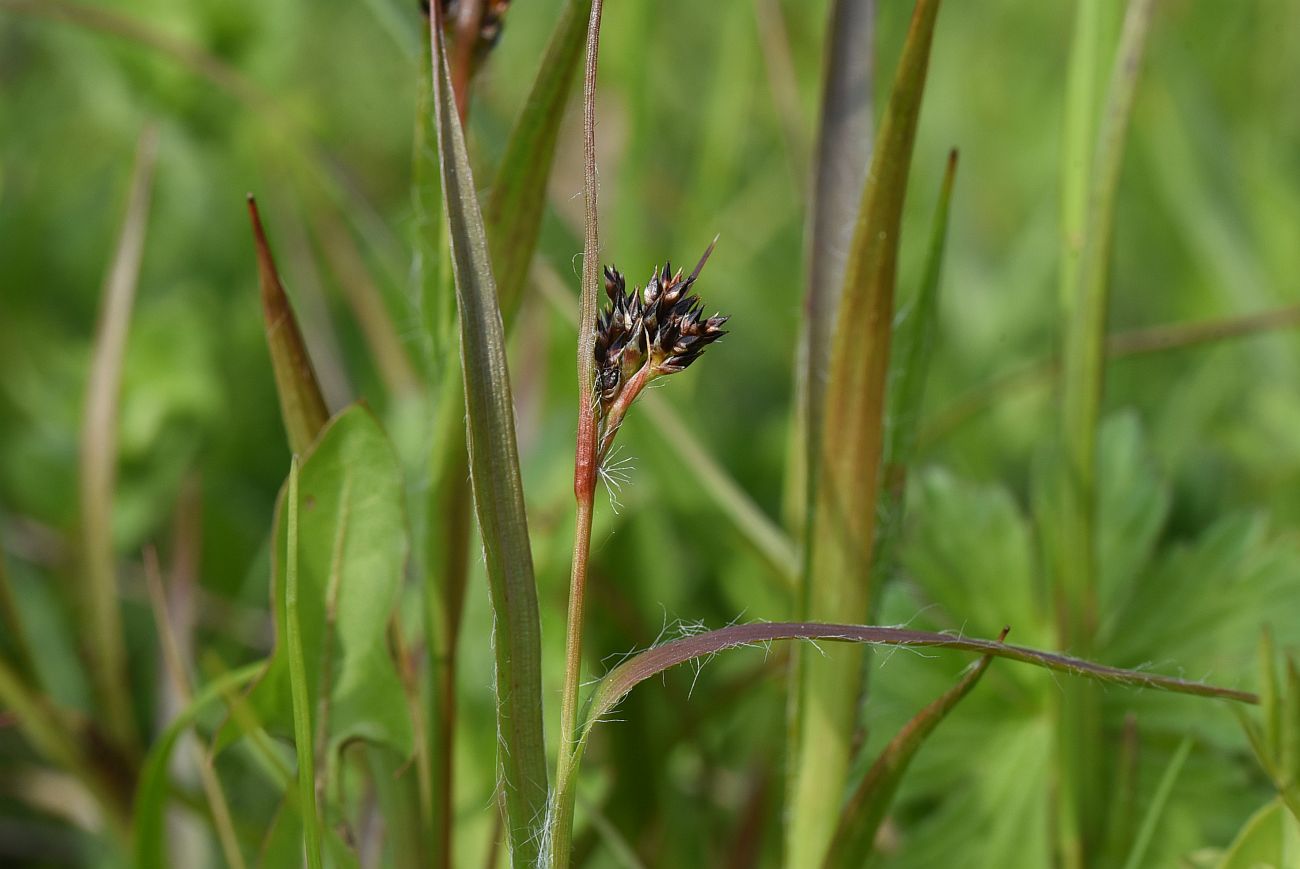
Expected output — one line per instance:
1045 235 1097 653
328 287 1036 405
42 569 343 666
790 1 943 862
78 126 158 753
823 627 1002 868
875 149 958 580
486 0 593 323
1119 736 1193 869
427 15 550 863
795 0 876 525
247 196 330 455
1053 1 1157 858
133 662 262 869
563 622 1254 809
285 456 324 869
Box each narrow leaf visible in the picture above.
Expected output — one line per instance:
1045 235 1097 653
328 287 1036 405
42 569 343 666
795 0 876 525
285 457 325 869
1261 627 1281 768
791 1 943 863
247 196 330 455
134 663 262 869
563 620 1253 824
0 542 35 684
875 149 958 578
428 16 550 864
823 627 1003 868
485 0 593 323
1058 0 1116 311
642 396 798 587
1119 736 1193 869
1057 0 1157 643
1054 1 1157 858
79 126 158 753
142 550 246 869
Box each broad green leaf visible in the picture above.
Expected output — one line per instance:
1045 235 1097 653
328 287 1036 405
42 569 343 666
247 196 330 455
236 406 413 760
791 1 943 862
824 633 999 867
1216 800 1300 869
427 16 549 865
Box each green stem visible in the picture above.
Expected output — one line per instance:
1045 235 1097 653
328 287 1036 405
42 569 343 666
551 1 605 865
552 490 595 869
285 459 324 869
1055 1 1157 864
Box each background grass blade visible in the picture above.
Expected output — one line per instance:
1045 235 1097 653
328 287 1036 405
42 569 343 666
133 663 262 869
226 406 412 760
789 2 942 863
823 628 1003 868
142 549 245 869
874 149 958 580
428 15 550 864
485 0 593 323
1119 736 1193 869
1053 1 1157 862
793 0 876 533
919 301 1300 446
78 126 158 754
247 196 330 455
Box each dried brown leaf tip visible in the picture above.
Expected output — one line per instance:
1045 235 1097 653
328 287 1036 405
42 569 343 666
593 238 727 461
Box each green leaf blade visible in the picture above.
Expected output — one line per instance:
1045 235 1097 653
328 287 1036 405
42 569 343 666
875 149 958 579
824 634 1000 868
427 16 550 864
485 0 593 324
791 1 944 863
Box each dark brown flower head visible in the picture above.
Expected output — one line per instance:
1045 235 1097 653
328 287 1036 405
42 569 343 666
593 265 646 402
593 239 727 409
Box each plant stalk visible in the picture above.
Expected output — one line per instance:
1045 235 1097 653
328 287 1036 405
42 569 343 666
551 1 605 865
1055 1 1156 864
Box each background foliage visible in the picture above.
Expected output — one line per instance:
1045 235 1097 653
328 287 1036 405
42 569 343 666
1 0 1299 865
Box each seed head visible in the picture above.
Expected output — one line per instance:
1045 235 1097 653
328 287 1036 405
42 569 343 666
593 239 727 412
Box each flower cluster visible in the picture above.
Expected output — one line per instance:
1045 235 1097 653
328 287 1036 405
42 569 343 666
594 242 728 412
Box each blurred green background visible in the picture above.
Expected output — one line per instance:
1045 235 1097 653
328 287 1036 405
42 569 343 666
2 0 1299 865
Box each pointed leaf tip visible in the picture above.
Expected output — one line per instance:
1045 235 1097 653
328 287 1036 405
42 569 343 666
246 196 329 455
